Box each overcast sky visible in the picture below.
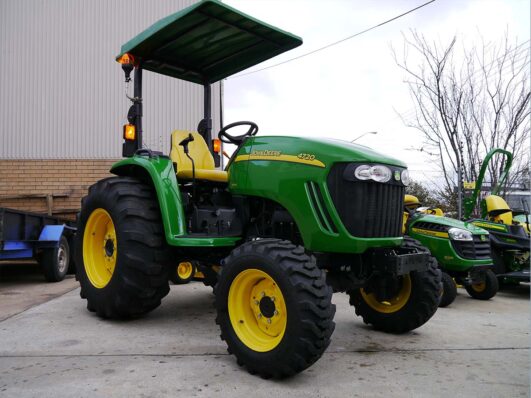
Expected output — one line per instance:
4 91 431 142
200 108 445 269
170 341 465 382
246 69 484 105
222 0 529 186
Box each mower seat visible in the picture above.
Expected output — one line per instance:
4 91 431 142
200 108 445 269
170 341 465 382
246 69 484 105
404 194 420 211
484 195 513 225
169 130 228 183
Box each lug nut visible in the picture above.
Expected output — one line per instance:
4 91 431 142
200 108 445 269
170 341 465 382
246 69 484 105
257 313 262 318
267 319 272 324
261 292 265 297
254 300 259 305
271 296 275 302
274 310 278 316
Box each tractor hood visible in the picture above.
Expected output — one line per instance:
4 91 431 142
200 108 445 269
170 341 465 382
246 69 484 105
242 136 407 168
411 214 489 235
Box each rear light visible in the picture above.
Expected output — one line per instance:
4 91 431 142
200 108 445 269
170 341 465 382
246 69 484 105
123 124 136 141
212 138 221 153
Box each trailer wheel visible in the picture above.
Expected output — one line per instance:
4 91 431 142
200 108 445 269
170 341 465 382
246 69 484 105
465 269 498 300
75 177 170 319
40 236 70 282
348 237 441 333
439 271 457 308
215 239 335 378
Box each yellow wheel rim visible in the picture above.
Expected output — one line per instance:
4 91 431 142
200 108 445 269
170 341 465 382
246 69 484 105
471 282 486 292
177 262 194 280
361 275 412 314
228 269 287 352
83 208 117 289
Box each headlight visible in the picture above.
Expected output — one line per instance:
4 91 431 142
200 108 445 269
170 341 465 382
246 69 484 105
448 228 473 241
354 164 392 183
401 169 410 186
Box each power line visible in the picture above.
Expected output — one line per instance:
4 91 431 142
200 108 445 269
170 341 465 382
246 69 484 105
228 0 436 80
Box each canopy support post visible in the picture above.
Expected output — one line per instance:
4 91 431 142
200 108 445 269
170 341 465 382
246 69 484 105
122 67 143 157
203 83 220 166
203 83 212 149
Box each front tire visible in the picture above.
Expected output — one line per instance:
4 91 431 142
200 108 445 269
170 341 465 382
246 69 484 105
348 237 441 333
439 271 457 307
465 269 498 300
215 239 335 378
75 177 170 318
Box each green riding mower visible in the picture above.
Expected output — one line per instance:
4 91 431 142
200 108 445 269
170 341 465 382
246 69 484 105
463 149 530 284
75 0 441 378
404 195 498 307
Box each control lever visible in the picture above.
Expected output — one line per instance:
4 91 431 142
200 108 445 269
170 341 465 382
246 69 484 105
179 134 197 203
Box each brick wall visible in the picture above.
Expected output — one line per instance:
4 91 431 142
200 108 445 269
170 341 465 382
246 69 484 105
0 160 118 219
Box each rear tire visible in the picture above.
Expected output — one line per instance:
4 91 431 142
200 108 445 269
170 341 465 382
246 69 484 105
75 177 170 318
215 239 335 378
439 271 457 308
348 237 441 333
465 269 498 300
40 236 70 282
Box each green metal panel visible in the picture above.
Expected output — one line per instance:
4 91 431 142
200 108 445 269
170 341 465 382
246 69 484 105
117 0 303 84
228 136 407 253
111 155 239 247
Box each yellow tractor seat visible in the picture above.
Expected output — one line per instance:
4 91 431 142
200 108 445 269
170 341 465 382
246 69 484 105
169 130 228 183
484 195 513 225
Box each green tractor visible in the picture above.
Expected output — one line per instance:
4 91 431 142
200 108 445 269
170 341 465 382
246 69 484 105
463 149 530 284
404 195 498 307
75 0 441 378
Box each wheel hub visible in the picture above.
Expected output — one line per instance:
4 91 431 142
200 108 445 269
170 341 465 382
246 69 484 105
249 279 284 336
228 268 287 352
259 296 275 318
104 238 115 257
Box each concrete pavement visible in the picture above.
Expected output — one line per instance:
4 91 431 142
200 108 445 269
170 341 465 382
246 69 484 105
0 281 529 398
0 263 78 321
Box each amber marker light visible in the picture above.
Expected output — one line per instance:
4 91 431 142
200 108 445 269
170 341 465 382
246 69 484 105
212 138 222 153
117 53 135 65
123 124 136 141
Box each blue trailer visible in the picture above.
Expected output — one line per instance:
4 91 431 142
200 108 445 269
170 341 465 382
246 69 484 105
0 207 76 282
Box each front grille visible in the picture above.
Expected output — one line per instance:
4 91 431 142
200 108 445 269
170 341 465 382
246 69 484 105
327 163 404 238
451 236 491 260
412 221 448 233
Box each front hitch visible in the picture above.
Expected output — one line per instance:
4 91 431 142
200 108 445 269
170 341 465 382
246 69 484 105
366 247 430 276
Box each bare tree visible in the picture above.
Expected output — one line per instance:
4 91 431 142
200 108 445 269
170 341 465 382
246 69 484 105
394 31 530 210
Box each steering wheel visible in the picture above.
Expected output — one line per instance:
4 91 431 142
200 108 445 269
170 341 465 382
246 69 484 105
218 121 258 145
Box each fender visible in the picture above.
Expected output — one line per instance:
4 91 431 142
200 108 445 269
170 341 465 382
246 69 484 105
110 155 239 247
36 225 66 249
111 155 187 241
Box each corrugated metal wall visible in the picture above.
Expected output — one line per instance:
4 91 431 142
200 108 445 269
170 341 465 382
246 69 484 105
0 0 220 159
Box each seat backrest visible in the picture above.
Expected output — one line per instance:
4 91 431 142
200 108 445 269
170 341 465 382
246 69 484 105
484 195 513 225
404 194 420 210
170 130 215 173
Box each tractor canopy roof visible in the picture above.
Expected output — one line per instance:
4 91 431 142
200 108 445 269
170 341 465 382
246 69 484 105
117 0 303 84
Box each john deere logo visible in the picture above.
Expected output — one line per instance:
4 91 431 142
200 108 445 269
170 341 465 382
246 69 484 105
394 171 400 181
480 235 487 241
252 150 281 157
